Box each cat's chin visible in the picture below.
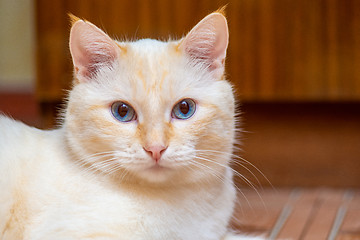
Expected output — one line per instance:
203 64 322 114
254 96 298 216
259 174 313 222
138 164 175 183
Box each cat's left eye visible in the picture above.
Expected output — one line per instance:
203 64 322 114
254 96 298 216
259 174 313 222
111 102 137 122
172 99 196 120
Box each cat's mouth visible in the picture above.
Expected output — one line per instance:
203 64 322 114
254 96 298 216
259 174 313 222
147 164 170 171
135 162 175 183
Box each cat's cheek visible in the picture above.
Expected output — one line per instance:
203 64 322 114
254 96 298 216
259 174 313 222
177 106 233 158
67 105 134 155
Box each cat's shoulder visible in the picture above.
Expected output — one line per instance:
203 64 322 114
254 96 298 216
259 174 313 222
0 115 64 153
0 115 41 140
0 115 65 173
0 114 27 129
0 115 58 155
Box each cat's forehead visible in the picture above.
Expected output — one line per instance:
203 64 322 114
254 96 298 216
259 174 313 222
123 39 176 61
128 39 168 51
96 39 183 107
114 39 186 92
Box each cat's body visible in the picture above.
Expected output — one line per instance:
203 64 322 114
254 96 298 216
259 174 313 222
0 117 235 240
0 11 261 240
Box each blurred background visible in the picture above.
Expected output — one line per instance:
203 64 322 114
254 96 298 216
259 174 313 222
0 0 359 188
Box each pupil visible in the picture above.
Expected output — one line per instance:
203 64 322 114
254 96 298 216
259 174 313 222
179 101 189 114
118 104 129 117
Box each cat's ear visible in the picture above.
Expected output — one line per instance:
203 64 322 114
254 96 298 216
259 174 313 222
69 15 120 83
178 12 229 78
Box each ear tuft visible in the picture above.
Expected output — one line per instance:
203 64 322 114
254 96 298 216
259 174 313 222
68 13 82 26
215 5 227 17
69 18 119 83
179 12 229 78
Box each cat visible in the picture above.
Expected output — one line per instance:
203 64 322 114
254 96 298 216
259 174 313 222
0 10 263 240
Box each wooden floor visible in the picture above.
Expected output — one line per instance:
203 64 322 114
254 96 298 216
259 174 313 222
232 188 360 240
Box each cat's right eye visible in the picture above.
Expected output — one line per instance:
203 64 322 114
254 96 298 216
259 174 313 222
111 102 137 122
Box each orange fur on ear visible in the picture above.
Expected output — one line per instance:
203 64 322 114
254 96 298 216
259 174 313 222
215 5 227 17
68 13 84 26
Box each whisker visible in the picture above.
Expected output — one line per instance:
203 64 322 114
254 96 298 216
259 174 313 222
196 152 262 188
73 152 131 180
233 155 274 190
194 149 273 189
104 163 125 175
194 156 256 190
75 151 118 163
194 155 266 211
118 169 130 182
188 159 226 182
187 160 251 214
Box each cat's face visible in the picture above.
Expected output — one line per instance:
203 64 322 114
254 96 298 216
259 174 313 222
65 13 235 184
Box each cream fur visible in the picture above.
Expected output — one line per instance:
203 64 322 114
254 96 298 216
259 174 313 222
0 12 261 240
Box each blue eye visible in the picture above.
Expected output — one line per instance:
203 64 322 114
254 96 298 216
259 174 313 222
172 99 196 120
111 102 137 122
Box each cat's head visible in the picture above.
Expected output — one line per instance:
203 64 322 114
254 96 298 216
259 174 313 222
65 12 236 185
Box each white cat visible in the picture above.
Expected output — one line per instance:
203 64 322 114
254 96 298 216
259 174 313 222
0 11 262 240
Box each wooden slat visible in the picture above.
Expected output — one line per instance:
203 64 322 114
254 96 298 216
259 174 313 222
302 190 345 240
337 191 360 239
291 0 307 100
231 189 292 236
326 0 339 99
35 0 67 101
230 0 258 98
354 0 360 97
337 209 360 240
257 0 274 99
276 190 319 239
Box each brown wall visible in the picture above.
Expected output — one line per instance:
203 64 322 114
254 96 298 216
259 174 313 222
36 0 360 102
235 103 360 188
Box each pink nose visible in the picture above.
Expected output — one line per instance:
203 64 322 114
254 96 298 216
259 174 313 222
143 145 167 162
